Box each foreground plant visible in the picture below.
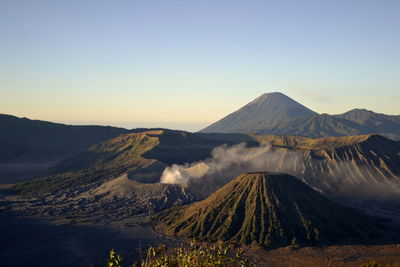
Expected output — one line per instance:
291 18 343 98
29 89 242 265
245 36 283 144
106 240 255 267
107 249 123 267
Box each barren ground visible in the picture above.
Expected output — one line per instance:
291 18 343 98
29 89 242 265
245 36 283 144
248 244 400 267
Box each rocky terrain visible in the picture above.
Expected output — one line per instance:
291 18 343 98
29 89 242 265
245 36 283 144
251 134 400 201
155 172 383 247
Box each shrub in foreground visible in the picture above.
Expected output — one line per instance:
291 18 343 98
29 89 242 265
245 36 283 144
106 240 255 267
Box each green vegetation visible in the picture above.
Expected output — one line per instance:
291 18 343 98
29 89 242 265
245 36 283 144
106 241 255 267
107 249 123 267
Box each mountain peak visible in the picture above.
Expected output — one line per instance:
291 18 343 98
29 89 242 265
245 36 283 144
247 92 302 107
156 172 378 247
253 91 286 99
336 108 400 129
343 108 375 115
200 92 317 133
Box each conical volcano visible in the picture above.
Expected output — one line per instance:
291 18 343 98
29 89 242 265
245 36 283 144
155 172 379 247
200 92 317 133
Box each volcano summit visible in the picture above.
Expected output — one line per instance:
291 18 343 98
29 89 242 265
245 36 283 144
155 172 380 247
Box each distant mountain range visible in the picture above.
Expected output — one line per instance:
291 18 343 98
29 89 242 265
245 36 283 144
3 92 399 164
0 114 128 162
200 92 400 140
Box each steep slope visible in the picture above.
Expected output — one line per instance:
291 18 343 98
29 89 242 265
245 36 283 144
0 114 128 162
251 134 400 200
156 172 379 247
200 92 317 133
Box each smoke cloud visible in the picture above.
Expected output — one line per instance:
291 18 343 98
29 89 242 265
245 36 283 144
160 142 400 202
160 142 304 196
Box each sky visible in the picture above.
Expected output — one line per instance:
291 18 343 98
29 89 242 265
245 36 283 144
1 0 400 131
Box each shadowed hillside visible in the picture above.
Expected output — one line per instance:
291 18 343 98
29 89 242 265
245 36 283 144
12 131 162 194
0 114 128 162
155 172 381 247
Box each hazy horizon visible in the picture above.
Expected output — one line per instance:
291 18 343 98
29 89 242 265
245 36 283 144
1 0 400 131
4 88 399 132
59 119 209 132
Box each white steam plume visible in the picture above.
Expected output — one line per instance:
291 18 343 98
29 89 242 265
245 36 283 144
160 142 400 202
160 142 301 189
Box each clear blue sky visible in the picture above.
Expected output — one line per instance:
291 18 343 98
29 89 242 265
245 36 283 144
1 0 399 131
